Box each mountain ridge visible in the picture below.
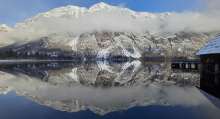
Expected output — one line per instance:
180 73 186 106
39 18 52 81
0 2 218 58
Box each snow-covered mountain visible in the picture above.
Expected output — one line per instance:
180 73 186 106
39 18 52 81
0 2 217 58
0 2 219 116
15 2 167 26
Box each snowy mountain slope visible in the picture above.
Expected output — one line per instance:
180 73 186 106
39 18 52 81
15 2 160 26
0 2 218 58
0 2 219 116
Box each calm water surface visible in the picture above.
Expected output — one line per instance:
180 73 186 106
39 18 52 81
0 61 219 119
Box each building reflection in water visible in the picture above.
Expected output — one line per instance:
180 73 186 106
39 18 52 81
0 60 219 118
0 60 199 87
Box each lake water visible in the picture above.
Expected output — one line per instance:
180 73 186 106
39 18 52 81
0 61 219 119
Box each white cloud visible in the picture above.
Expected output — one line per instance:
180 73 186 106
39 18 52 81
203 0 220 11
0 2 220 46
11 10 220 34
163 12 220 32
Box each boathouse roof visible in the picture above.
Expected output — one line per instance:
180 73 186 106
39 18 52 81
197 36 220 55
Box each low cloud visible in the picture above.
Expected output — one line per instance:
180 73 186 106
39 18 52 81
203 0 220 11
162 12 220 33
0 2 220 45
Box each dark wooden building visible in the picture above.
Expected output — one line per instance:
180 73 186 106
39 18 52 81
197 36 220 98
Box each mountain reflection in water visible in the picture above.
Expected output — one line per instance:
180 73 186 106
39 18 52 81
0 60 219 119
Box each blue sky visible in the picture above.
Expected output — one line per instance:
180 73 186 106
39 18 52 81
0 0 203 26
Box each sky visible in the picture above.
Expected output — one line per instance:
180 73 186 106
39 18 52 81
0 0 204 26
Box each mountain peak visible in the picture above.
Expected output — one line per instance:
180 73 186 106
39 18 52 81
89 2 118 12
49 2 116 13
17 2 133 25
91 2 113 8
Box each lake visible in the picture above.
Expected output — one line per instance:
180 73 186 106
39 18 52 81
0 60 219 119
